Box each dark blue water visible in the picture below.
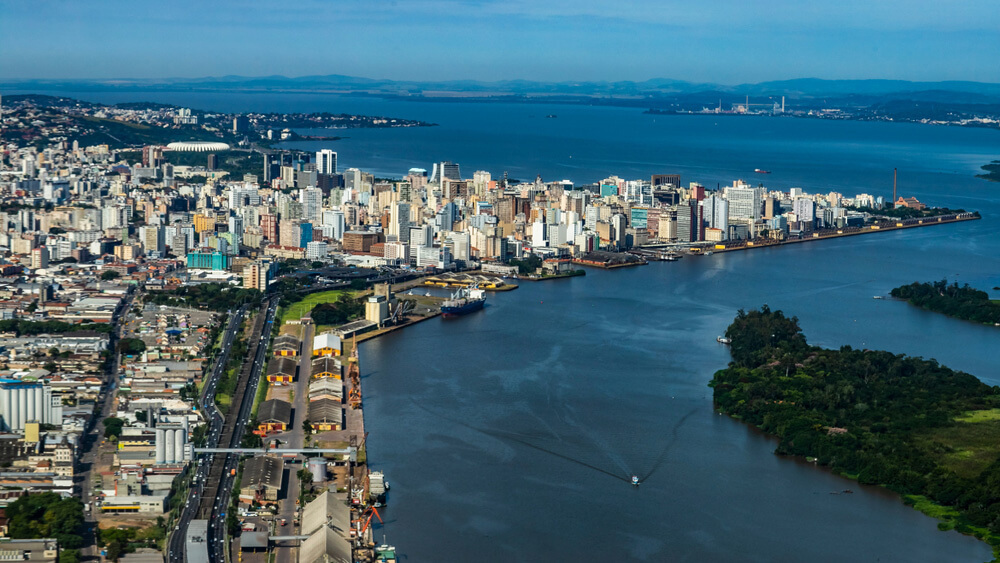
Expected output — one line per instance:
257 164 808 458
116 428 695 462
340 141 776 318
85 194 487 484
41 90 1000 560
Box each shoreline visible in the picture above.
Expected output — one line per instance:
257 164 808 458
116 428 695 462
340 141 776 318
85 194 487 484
704 213 979 254
350 210 983 558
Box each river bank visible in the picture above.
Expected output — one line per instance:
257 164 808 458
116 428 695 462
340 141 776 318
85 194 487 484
711 306 1000 557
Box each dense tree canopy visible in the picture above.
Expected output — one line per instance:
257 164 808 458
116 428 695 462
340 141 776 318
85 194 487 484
509 254 543 275
711 307 1000 548
311 295 364 326
891 280 1000 325
117 338 146 356
103 416 125 439
5 493 84 549
146 283 260 312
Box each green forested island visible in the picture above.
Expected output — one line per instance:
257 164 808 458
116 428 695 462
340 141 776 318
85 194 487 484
711 307 1000 554
978 160 1000 182
891 280 1000 326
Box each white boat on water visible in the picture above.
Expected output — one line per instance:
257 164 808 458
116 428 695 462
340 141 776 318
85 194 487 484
717 336 732 344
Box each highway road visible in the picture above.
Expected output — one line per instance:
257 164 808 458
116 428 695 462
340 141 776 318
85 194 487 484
165 297 278 563
166 304 250 563
205 298 278 563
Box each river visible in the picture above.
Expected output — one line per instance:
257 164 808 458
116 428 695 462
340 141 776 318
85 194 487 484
31 90 1000 560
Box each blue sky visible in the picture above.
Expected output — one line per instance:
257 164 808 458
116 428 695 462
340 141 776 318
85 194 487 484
2 0 999 83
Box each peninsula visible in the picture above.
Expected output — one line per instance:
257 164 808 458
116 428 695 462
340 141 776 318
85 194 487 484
890 280 1000 326
710 307 1000 556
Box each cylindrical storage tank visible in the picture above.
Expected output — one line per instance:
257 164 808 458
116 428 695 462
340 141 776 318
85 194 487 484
308 458 327 483
174 429 185 463
17 388 27 430
34 388 44 424
2 388 12 432
164 428 176 464
155 429 166 464
43 386 52 425
25 386 36 425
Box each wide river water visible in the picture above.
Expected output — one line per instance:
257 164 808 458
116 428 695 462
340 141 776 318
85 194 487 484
44 90 1000 560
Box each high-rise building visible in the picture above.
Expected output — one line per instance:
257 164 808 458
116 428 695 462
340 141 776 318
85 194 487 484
242 259 274 290
260 213 278 242
279 220 313 248
233 116 250 133
301 187 323 223
793 198 815 223
306 241 329 260
316 150 337 175
388 202 410 243
724 183 763 222
651 174 681 188
676 200 704 243
140 225 165 256
431 161 461 183
701 195 729 240
30 246 49 269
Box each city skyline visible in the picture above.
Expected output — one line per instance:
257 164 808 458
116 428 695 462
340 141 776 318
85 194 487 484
2 0 999 83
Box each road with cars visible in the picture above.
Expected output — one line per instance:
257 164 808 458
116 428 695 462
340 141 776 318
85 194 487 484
166 304 248 563
166 298 278 563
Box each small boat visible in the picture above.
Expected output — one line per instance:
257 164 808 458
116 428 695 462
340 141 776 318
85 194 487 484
717 336 732 344
704 251 713 256
425 291 431 297
631 475 640 486
545 114 557 118
754 168 771 174
662 254 680 262
872 295 884 300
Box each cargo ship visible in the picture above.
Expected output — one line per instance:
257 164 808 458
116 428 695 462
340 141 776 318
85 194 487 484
441 285 486 317
754 168 771 174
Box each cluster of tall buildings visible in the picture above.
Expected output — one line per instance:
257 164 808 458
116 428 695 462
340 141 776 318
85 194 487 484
0 128 894 294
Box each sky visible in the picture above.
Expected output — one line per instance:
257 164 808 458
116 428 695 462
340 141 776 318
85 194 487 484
2 0 999 84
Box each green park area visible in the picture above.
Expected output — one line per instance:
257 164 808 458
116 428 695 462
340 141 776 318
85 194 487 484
278 290 362 326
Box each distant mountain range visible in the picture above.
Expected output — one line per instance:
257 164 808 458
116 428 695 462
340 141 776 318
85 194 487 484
4 74 1000 103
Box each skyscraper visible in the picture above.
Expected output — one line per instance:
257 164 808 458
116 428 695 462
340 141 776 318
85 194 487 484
301 187 323 223
701 195 729 240
316 149 338 175
389 202 411 243
724 183 763 222
431 161 461 183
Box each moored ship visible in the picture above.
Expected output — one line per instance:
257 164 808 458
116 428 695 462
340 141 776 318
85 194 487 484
441 285 486 317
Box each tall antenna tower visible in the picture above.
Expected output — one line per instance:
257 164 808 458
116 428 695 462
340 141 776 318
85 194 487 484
893 168 897 206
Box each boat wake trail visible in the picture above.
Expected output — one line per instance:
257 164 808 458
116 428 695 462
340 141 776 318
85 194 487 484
638 407 699 482
411 400 630 484
479 428 631 484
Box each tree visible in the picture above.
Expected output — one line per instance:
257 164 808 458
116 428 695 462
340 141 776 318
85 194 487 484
302 419 312 433
117 338 146 355
5 493 84 549
103 417 125 439
100 270 120 281
135 410 147 423
105 540 122 562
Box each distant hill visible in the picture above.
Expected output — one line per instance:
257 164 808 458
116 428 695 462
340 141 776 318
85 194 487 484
4 74 1000 102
